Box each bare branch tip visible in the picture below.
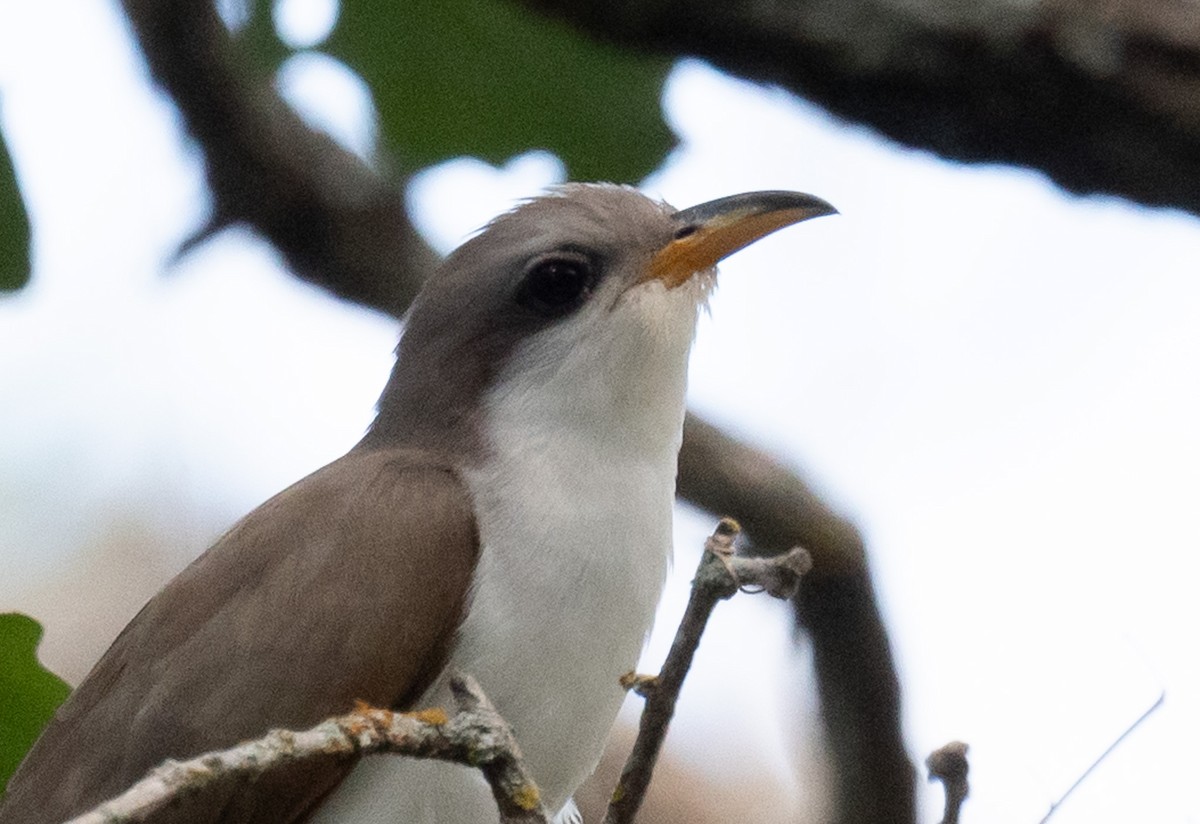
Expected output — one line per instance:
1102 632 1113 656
715 516 741 537
704 518 742 564
927 740 969 824
447 672 487 711
512 782 543 811
784 546 814 576
926 740 969 783
170 212 233 266
618 672 659 698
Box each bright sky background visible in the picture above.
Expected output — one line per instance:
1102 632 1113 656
3 1 1199 822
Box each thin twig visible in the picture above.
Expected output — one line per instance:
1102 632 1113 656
603 518 811 824
678 416 915 824
1038 690 1165 824
926 741 969 824
63 674 549 824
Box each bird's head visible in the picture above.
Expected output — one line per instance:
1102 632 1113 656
365 184 835 458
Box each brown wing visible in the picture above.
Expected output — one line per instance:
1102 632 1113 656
0 447 479 824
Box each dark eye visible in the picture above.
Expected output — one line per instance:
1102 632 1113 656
516 254 597 317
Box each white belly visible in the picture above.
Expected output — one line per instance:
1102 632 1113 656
312 440 677 823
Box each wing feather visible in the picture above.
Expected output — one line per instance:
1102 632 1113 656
0 447 479 824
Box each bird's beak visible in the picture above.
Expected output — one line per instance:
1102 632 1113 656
644 191 837 289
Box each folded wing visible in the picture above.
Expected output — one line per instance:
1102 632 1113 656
0 447 480 824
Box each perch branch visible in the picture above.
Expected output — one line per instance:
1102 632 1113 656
603 518 812 824
926 741 969 824
63 674 549 824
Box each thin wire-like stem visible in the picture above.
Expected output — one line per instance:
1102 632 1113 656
1038 690 1165 824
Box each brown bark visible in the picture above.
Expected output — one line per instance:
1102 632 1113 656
124 0 436 317
521 0 1200 218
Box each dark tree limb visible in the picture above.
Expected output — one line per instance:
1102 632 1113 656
678 416 914 824
520 0 1200 218
123 0 436 317
119 3 916 822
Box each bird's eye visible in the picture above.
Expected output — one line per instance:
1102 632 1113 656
516 255 597 317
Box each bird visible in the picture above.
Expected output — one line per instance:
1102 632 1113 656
0 183 835 824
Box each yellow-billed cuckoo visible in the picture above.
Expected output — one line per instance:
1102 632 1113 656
0 184 834 824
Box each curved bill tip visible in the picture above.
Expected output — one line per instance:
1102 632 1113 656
675 190 838 226
647 190 836 288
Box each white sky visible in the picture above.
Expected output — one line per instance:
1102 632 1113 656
3 1 1199 822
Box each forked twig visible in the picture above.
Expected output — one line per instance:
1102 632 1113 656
604 518 811 824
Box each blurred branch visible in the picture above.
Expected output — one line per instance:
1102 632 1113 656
64 674 549 824
120 3 915 823
520 0 1200 218
122 0 437 318
926 741 969 824
678 415 915 824
606 519 812 824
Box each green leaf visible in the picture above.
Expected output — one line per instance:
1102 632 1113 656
0 124 32 292
0 614 70 797
241 0 674 183
237 0 293 71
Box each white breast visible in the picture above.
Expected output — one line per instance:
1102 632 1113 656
450 419 678 810
313 279 702 823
